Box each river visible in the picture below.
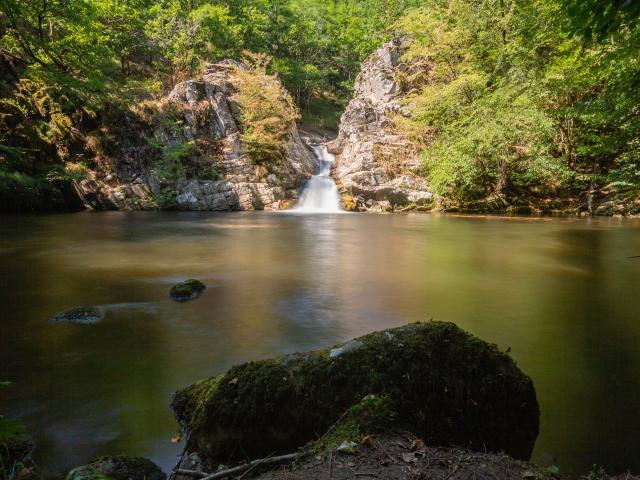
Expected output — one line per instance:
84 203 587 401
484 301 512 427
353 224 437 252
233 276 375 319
1 212 639 474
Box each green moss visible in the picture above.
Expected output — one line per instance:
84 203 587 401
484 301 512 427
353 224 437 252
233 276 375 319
172 321 539 467
302 394 397 454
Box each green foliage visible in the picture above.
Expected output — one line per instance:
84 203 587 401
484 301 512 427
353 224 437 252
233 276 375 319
395 0 640 204
150 140 192 209
585 465 606 480
231 53 299 165
45 162 88 183
0 0 638 210
151 140 191 180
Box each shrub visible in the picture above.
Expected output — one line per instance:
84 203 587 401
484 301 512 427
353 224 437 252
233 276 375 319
230 52 300 166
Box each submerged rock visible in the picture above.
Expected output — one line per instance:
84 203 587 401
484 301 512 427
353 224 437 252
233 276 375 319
69 455 166 480
49 306 104 324
171 321 539 468
170 279 206 302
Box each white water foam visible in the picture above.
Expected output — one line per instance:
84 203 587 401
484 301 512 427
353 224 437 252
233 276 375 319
294 145 343 213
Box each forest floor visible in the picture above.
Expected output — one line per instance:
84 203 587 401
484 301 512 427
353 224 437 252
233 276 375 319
252 434 638 480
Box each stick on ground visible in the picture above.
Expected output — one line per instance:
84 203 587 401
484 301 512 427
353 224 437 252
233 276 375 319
175 453 298 480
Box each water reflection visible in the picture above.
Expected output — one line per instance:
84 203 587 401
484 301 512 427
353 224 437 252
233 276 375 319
1 212 639 474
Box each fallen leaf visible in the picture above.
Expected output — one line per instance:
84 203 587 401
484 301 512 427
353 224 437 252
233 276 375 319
170 432 181 443
337 440 358 454
402 452 417 463
361 435 375 447
17 468 31 479
410 439 426 451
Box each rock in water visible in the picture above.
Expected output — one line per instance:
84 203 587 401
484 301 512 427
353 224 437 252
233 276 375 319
171 321 539 467
68 456 166 480
170 279 206 302
49 306 104 324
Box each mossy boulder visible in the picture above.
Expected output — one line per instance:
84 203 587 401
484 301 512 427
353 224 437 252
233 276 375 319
170 279 206 302
171 321 539 467
49 306 104 324
68 455 166 480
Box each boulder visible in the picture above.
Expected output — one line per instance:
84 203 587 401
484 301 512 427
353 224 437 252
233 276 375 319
49 306 104 324
68 455 166 480
171 321 539 468
170 279 206 302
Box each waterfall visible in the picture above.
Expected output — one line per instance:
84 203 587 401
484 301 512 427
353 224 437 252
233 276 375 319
294 145 342 213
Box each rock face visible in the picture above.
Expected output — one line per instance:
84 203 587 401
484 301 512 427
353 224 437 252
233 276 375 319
171 321 539 469
330 38 432 212
78 60 316 211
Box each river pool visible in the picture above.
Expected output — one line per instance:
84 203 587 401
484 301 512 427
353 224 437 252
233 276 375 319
1 211 639 474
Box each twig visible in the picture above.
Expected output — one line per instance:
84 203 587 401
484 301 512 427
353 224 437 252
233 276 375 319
177 453 298 480
169 434 190 480
237 452 276 480
175 470 205 478
441 464 459 480
329 450 334 480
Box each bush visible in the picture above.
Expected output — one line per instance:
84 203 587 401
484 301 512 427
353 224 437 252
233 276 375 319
230 53 300 166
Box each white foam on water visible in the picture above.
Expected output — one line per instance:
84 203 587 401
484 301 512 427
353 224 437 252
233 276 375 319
293 145 343 214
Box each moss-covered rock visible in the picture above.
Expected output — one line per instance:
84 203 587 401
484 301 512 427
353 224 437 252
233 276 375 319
169 279 206 302
171 321 539 467
68 455 166 480
49 306 104 324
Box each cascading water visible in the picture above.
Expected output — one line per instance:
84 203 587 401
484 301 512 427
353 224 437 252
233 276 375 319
294 145 343 213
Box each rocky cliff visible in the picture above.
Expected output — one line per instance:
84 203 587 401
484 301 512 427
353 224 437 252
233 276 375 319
76 60 316 211
329 37 433 212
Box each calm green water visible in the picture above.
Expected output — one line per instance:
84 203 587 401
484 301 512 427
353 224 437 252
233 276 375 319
1 212 639 474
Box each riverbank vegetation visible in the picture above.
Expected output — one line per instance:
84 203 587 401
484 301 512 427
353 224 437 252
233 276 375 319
0 0 638 212
393 0 640 207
